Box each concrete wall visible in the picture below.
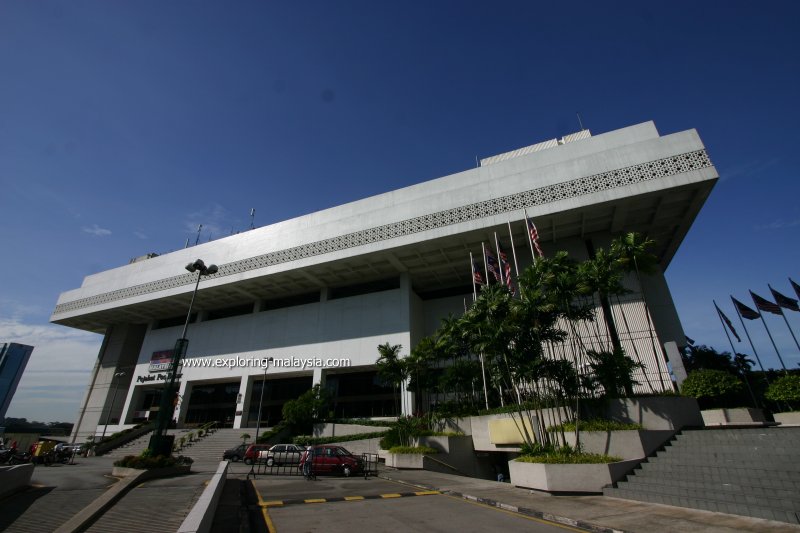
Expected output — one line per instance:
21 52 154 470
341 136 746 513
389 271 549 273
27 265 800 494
313 423 391 438
0 464 34 499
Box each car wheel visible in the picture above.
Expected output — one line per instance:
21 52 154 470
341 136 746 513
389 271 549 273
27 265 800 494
244 458 253 465
266 457 274 467
342 465 352 477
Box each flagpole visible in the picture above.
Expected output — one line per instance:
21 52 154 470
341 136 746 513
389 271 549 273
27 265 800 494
750 292 788 371
481 242 490 285
730 296 769 376
507 221 520 278
469 253 478 301
769 284 800 353
523 209 536 262
715 301 758 407
493 232 505 285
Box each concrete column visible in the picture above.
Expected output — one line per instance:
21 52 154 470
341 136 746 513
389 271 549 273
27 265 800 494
233 375 252 429
312 367 326 387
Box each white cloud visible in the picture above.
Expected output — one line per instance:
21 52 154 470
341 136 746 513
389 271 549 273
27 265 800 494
133 231 148 240
82 224 112 236
0 317 102 422
755 219 800 231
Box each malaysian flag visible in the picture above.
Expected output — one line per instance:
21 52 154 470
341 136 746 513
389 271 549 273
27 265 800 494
751 291 782 315
526 217 544 258
770 285 799 312
791 278 800 300
485 247 502 283
715 302 741 342
472 261 484 285
732 296 760 320
497 241 514 293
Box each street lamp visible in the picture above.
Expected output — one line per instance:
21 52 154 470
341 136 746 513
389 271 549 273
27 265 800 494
254 357 274 444
100 372 126 442
148 259 218 456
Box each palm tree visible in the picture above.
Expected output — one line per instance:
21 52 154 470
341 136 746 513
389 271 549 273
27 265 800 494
733 352 759 408
610 232 670 392
376 343 407 416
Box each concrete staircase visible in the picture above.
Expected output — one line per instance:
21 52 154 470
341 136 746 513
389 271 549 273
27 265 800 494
175 428 245 465
103 429 189 459
604 427 800 524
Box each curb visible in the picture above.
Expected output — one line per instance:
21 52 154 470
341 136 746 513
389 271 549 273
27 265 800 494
178 461 229 533
377 473 630 533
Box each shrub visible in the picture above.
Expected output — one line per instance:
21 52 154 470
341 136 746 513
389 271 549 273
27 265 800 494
547 419 642 432
681 369 743 408
387 446 438 455
114 454 193 469
517 444 621 464
293 431 389 446
765 375 800 408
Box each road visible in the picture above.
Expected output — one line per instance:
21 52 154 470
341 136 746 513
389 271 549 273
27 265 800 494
249 475 585 533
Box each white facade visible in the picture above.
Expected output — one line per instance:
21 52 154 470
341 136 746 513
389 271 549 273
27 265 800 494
52 121 718 442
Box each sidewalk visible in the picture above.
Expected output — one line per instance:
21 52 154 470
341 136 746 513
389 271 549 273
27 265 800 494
377 469 799 533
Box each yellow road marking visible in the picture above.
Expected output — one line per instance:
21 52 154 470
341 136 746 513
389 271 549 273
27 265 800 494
414 490 440 496
444 494 586 532
344 496 365 501
304 498 326 503
380 493 403 498
250 480 277 533
263 500 284 507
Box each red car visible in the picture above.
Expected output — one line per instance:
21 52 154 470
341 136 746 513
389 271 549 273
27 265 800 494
299 445 363 477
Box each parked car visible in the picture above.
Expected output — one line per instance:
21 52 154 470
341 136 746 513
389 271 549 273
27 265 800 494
298 445 363 477
243 444 271 465
264 443 305 466
223 443 249 462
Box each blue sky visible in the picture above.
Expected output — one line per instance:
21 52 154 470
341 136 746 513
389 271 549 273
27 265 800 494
1 1 799 422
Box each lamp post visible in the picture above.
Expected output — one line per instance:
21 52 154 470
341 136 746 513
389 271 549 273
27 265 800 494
100 372 126 442
148 258 218 456
254 357 274 444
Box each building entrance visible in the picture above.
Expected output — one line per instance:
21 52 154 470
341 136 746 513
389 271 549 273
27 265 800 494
185 382 239 427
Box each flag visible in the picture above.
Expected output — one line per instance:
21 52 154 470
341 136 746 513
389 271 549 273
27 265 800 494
497 241 514 293
485 247 501 282
790 278 800 301
770 285 799 312
715 303 741 342
526 217 544 258
685 335 696 346
750 291 782 315
732 297 760 320
472 261 484 285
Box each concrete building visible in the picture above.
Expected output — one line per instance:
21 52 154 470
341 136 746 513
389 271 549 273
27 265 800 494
51 121 718 442
0 343 34 421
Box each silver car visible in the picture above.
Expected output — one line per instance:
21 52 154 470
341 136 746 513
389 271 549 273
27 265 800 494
263 443 305 466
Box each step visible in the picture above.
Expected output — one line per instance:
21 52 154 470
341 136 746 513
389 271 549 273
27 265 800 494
616 478 800 509
604 486 800 524
621 471 800 496
632 464 800 490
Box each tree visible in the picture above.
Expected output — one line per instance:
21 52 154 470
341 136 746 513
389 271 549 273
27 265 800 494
376 343 407 416
282 384 332 433
682 345 737 374
765 375 800 410
583 348 644 398
610 232 669 392
680 369 743 409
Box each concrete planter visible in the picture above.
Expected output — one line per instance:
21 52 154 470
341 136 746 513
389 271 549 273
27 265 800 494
508 458 640 493
385 452 426 469
701 407 767 426
773 411 800 426
561 429 674 460
112 464 191 478
603 396 702 430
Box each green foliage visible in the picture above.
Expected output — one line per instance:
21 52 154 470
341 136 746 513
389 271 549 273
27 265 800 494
682 345 737 374
293 431 389 446
517 450 623 464
765 375 800 404
388 445 438 454
114 453 193 469
282 384 332 433
681 369 743 409
583 349 643 398
321 418 393 427
240 433 251 443
547 419 642 432
256 421 288 443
